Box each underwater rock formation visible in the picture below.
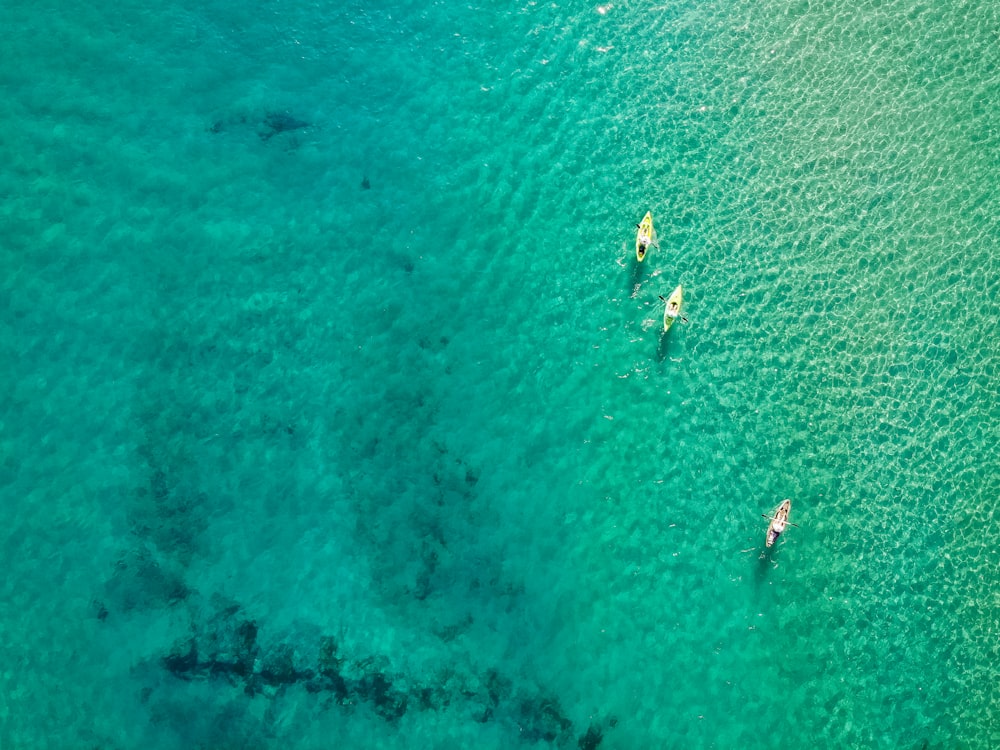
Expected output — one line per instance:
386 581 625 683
160 602 609 745
306 635 349 700
206 111 312 141
515 696 574 744
578 723 603 750
104 547 189 612
259 112 311 141
356 668 408 722
163 637 200 679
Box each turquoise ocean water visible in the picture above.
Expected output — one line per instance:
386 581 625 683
2 0 998 747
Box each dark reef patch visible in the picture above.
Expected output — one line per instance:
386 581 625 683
516 696 574 744
130 462 207 565
92 599 109 621
104 546 189 612
159 600 611 746
357 668 408 723
206 110 312 143
578 723 604 750
163 637 200 680
259 111 311 141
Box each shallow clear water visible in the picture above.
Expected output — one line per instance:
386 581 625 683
1 0 998 747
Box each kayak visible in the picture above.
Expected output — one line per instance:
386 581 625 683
765 499 792 548
661 284 683 332
636 211 653 262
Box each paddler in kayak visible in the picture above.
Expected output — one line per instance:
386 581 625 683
763 499 795 547
635 211 655 261
770 515 786 537
636 224 652 250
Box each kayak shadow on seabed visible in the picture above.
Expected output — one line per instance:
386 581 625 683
655 327 672 363
752 543 780 589
628 255 645 297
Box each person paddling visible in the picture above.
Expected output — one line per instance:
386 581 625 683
636 223 652 251
658 294 688 323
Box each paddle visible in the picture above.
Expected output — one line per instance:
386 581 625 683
761 513 800 528
658 294 688 323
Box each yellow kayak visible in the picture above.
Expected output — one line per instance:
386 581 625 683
661 284 683 332
635 211 653 262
